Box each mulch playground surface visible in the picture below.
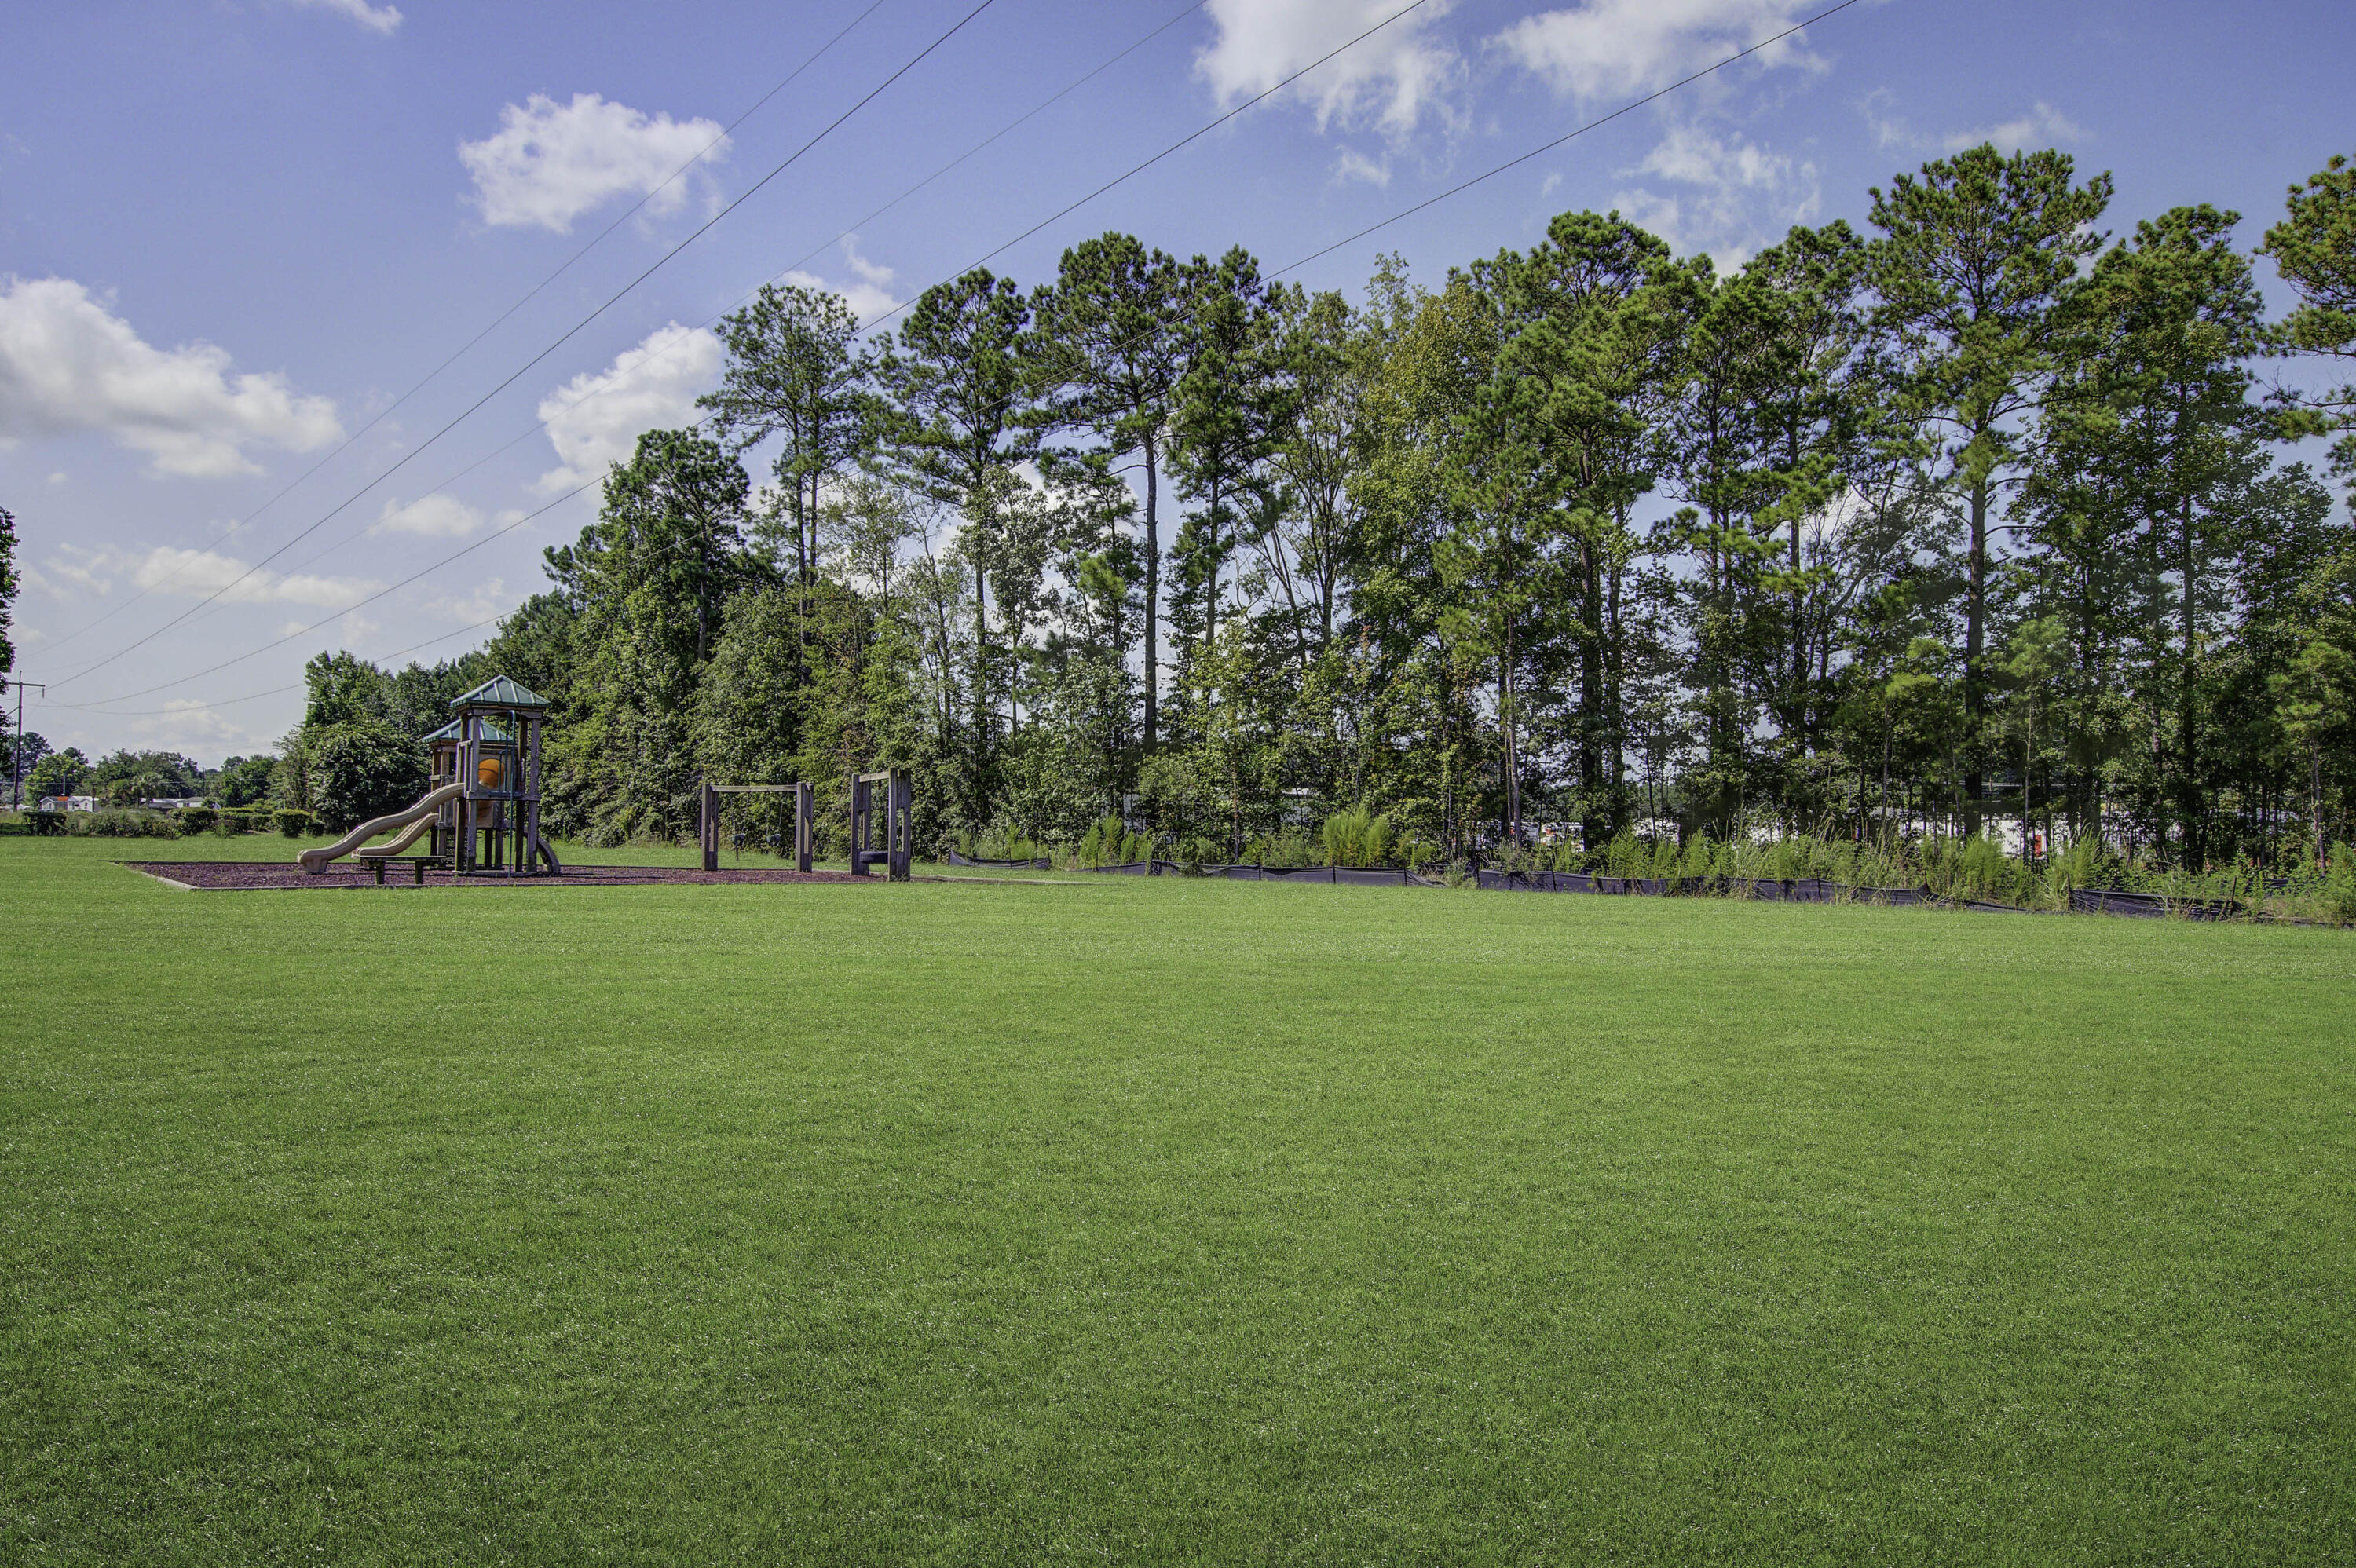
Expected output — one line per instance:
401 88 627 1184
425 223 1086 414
123 861 884 891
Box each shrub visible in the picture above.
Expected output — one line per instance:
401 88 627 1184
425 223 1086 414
214 808 262 836
2326 844 2356 928
1649 836 1684 880
967 821 1049 863
2047 834 2116 894
66 809 179 839
1954 834 2023 903
1604 831 1645 878
1243 824 1316 867
1078 815 1156 868
1677 832 1718 882
24 810 66 837
275 809 318 838
1172 833 1223 866
1319 806 1392 868
171 806 218 834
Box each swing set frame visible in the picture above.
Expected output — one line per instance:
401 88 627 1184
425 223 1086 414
695 769 911 881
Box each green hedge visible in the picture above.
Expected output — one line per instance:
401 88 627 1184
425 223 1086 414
64 810 180 839
170 806 219 834
274 809 319 838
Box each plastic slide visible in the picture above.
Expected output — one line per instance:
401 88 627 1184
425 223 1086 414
355 813 437 860
297 781 466 874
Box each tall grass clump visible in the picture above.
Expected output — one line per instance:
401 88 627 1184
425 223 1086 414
956 824 1048 863
1320 806 1392 868
1242 824 1317 867
2322 846 2356 926
1077 815 1154 868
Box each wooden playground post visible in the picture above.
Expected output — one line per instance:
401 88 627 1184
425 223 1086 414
458 711 478 874
849 774 873 876
795 781 814 873
850 769 909 881
888 769 912 881
701 780 720 872
526 712 543 873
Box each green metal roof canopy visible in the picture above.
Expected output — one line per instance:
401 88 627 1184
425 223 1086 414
423 716 515 744
448 675 549 711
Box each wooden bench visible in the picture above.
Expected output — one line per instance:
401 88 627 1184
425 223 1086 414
371 855 452 885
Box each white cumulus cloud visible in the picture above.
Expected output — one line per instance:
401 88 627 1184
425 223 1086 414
426 576 514 625
124 698 276 762
1497 0 1826 101
1198 0 1465 141
1610 122 1819 267
781 236 900 326
536 323 725 494
1958 103 2086 154
1333 146 1392 187
371 493 484 539
286 0 402 35
132 545 376 608
1864 91 2086 155
0 277 342 478
459 93 729 233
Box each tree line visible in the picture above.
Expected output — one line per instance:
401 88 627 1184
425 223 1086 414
254 144 2356 869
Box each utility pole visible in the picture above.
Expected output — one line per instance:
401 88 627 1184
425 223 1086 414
5 679 42 809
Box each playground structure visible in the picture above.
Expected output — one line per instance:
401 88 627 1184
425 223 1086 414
298 676 561 879
850 769 912 880
701 780 815 873
699 768 909 881
297 673 908 884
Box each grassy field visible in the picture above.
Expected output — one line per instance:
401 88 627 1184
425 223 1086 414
4 835 2352 1564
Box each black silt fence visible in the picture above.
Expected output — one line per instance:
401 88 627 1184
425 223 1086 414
2068 886 2241 920
1480 870 1983 907
1477 871 2272 921
943 850 1055 870
1198 863 1445 887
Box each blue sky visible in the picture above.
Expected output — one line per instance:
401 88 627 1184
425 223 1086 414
5 0 2348 763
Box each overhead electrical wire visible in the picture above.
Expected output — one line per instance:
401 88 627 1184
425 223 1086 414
44 0 1265 717
47 0 1000 696
45 512 763 719
858 0 1440 333
52 0 1871 721
33 0 892 666
36 615 512 717
174 0 1213 624
1272 0 1866 279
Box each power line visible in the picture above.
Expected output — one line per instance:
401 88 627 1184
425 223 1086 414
41 514 742 720
55 0 1212 711
60 476 602 708
48 0 998 694
198 0 1211 619
1273 0 1867 279
33 0 891 667
34 616 508 718
859 0 1440 333
67 0 1875 718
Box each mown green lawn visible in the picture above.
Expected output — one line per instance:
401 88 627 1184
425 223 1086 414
4 835 2351 1564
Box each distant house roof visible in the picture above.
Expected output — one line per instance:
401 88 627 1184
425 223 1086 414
424 716 516 744
449 674 549 711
